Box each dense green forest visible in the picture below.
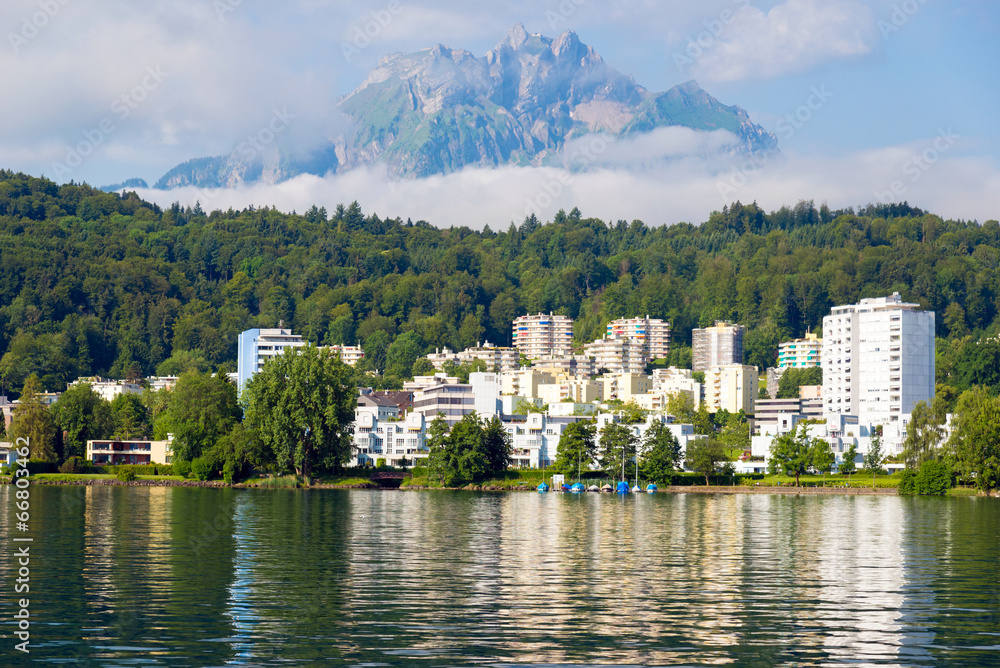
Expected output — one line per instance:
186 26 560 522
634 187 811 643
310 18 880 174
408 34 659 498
1 169 999 399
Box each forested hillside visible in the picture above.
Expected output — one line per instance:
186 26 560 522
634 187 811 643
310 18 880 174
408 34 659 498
1 169 999 398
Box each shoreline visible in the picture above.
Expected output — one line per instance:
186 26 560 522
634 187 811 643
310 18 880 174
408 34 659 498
11 476 898 495
10 476 993 496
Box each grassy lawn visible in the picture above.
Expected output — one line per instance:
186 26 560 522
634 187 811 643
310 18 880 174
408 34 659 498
751 473 900 488
31 473 186 483
311 476 374 487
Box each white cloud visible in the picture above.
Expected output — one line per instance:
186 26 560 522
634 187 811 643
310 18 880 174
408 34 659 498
690 0 878 82
562 127 741 169
134 137 1000 230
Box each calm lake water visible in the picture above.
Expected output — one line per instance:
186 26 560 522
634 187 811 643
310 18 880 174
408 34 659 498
2 486 999 667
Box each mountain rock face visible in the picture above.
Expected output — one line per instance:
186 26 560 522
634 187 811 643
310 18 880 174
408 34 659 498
156 24 777 188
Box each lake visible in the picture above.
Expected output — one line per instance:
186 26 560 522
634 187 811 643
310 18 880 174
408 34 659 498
2 486 999 666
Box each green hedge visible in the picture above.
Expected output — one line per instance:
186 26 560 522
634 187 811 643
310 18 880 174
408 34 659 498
25 460 56 475
107 463 174 476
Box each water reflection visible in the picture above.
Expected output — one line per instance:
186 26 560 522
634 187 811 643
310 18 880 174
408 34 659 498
2 487 998 666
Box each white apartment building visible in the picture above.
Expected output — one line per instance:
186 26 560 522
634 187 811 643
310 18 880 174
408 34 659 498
504 413 566 469
146 376 179 392
652 367 702 409
703 364 758 414
778 332 822 369
68 377 143 403
411 372 501 427
692 321 745 372
584 336 646 374
404 374 461 392
325 344 365 367
356 394 401 421
511 313 574 359
352 411 427 467
237 328 305 390
822 293 935 426
606 316 671 361
464 342 520 372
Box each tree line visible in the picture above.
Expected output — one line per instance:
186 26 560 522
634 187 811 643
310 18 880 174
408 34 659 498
2 170 1000 404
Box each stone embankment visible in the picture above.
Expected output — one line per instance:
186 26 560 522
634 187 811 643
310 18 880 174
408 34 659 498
30 478 227 488
667 485 897 496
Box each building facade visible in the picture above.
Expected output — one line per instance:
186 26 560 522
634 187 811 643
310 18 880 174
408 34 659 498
703 364 758 414
652 367 702 409
536 375 601 405
692 321 746 372
778 332 822 369
822 293 935 425
237 328 305 390
352 411 427 467
87 439 173 465
68 377 143 403
532 355 595 378
511 313 574 359
426 342 519 373
598 373 653 402
411 372 501 427
325 344 365 367
606 316 671 361
583 336 646 374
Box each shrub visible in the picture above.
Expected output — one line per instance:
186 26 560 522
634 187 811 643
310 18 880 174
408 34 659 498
191 457 212 481
899 469 918 495
916 460 952 495
223 460 235 485
60 457 98 474
155 464 174 476
173 460 192 479
116 467 137 482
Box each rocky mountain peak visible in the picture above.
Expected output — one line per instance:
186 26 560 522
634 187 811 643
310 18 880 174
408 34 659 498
154 25 779 187
501 22 529 50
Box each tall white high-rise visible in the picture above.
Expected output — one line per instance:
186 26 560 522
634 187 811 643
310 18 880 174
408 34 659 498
822 293 935 426
237 328 305 391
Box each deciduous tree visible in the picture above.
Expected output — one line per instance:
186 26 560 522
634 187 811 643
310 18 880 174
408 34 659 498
7 374 58 462
155 371 241 463
686 438 728 486
242 345 356 478
640 420 682 484
553 420 596 477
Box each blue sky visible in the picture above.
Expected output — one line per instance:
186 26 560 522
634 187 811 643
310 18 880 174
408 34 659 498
1 0 997 226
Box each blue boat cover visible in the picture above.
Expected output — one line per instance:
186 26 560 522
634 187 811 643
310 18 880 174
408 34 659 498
616 481 629 494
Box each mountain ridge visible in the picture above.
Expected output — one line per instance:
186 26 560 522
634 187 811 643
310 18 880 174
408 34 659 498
154 24 778 189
